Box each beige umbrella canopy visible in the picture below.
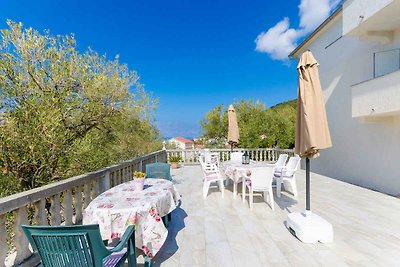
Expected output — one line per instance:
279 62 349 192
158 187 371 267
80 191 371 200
228 104 239 149
295 51 332 159
295 50 332 212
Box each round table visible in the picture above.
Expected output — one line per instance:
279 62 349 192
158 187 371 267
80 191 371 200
83 178 180 258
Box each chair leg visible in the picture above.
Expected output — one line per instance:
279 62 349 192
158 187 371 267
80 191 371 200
233 181 237 198
144 256 152 267
203 181 209 198
249 188 253 210
219 180 224 198
242 180 246 203
290 178 298 197
127 235 136 267
263 190 268 202
162 215 169 227
276 177 282 198
269 187 275 211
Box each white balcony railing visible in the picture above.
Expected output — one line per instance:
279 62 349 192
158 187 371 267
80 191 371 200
166 148 295 165
352 68 400 119
0 150 167 267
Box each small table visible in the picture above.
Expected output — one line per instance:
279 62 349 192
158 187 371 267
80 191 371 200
222 160 272 197
83 178 181 258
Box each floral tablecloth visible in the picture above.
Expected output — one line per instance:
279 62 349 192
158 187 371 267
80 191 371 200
83 178 181 258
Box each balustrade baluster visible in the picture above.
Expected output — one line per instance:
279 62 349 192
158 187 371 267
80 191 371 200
116 170 121 185
83 182 91 209
63 190 73 225
34 199 47 225
129 165 133 179
0 214 8 267
114 170 119 185
14 207 31 264
74 185 83 224
111 172 116 187
125 166 130 180
50 194 62 226
91 180 98 200
123 167 127 182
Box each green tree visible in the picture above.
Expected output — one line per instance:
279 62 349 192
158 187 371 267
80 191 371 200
200 99 296 149
200 105 228 147
0 21 160 194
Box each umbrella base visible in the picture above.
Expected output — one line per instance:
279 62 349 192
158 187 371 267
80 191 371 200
287 211 333 243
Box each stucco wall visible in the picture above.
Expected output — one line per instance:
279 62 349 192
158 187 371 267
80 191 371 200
302 13 400 196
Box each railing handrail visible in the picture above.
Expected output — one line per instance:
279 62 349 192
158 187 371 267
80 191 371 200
166 148 294 151
166 147 296 165
0 150 165 215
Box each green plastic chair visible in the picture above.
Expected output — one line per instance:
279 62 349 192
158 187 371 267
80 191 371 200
145 163 173 226
145 163 173 181
21 224 137 267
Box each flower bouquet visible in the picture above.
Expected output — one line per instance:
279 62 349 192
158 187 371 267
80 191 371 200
133 171 146 191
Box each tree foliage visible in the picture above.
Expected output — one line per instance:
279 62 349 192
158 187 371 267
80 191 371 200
0 21 161 195
201 99 296 149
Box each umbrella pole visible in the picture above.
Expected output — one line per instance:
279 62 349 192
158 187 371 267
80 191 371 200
306 157 311 211
231 143 233 152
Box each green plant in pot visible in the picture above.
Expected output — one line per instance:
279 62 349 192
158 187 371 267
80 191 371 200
169 155 182 169
133 171 146 179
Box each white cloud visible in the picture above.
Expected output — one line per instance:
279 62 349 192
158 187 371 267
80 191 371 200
255 0 341 61
299 0 340 33
255 18 300 60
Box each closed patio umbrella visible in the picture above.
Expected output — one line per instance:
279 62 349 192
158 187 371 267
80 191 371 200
228 104 239 151
287 50 333 243
295 50 332 212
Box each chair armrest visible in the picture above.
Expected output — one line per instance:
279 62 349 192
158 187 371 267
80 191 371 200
281 168 297 177
203 169 218 175
109 225 135 253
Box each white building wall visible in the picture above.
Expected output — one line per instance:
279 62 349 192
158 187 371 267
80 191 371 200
302 13 400 195
343 0 393 35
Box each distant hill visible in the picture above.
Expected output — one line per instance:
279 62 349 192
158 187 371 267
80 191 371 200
269 99 297 110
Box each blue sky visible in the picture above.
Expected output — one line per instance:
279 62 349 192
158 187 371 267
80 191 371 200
1 0 339 138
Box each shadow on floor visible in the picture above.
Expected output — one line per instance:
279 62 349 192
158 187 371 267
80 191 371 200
148 203 187 267
274 191 298 212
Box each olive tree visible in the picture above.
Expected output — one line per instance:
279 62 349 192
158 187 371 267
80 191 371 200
0 21 160 193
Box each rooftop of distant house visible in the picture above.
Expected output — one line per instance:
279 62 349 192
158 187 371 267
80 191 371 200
170 137 194 144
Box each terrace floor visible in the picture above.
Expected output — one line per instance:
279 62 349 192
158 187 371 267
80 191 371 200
147 165 400 267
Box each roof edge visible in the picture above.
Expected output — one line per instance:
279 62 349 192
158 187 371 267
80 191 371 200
289 5 343 59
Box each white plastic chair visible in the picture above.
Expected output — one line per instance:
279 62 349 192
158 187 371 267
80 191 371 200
242 167 275 211
275 156 301 198
268 154 288 172
200 160 224 198
200 150 220 166
230 152 242 162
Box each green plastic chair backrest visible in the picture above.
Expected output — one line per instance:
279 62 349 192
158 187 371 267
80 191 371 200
21 224 111 267
145 163 172 181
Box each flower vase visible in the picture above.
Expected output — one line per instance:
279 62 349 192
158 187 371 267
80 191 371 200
134 178 145 191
